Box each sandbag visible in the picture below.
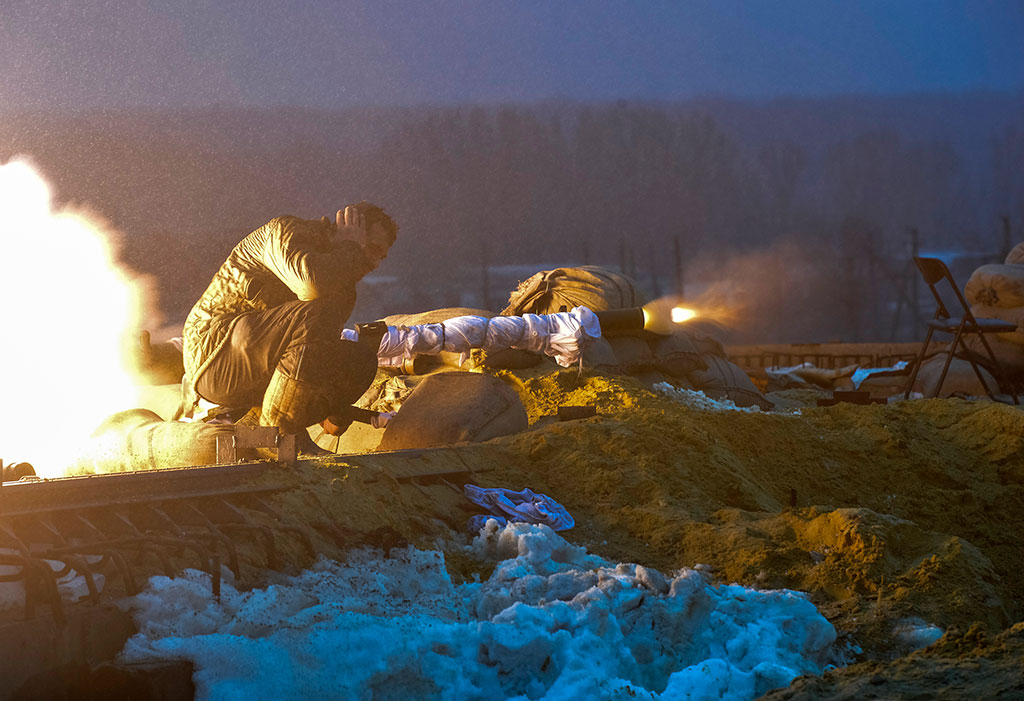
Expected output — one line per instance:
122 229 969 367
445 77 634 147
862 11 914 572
134 383 186 421
685 327 727 358
964 264 1024 307
384 307 493 326
383 307 542 371
376 372 528 451
502 266 646 317
687 355 773 410
858 371 912 397
962 333 1024 376
912 355 999 398
1005 242 1024 265
661 373 695 391
313 421 384 455
649 331 706 378
71 409 235 474
581 336 621 369
314 375 421 453
482 347 545 369
969 304 1024 344
607 336 656 372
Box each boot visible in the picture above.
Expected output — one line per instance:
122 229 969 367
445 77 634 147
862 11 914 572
260 369 332 457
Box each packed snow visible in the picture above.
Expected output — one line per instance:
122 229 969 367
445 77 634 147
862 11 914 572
892 617 944 650
652 382 765 413
120 521 838 700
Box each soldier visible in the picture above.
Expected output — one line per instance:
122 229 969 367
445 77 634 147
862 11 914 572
181 203 397 452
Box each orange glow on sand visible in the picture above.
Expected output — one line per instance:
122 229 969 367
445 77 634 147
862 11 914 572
0 159 149 477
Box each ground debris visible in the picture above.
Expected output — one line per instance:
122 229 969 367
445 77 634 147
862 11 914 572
763 622 1024 699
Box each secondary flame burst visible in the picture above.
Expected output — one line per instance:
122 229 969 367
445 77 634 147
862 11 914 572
671 307 697 323
640 300 701 334
0 159 147 477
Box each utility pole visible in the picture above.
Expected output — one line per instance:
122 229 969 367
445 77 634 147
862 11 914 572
866 228 880 338
1001 215 1012 261
673 235 684 299
647 244 661 298
908 226 921 331
891 226 923 340
480 239 491 311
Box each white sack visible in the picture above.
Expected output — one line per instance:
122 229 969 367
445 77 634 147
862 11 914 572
1005 242 1024 265
970 304 1024 345
964 264 1024 307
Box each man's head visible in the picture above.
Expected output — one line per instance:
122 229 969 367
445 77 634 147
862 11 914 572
337 202 398 269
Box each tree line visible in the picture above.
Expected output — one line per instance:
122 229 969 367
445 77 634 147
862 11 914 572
2 95 1022 341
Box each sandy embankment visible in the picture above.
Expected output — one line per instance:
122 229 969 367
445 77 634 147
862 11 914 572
122 366 1023 695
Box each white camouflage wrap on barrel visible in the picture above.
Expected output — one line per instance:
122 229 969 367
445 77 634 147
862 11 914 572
342 307 601 368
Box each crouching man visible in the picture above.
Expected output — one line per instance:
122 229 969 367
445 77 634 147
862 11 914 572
180 203 397 452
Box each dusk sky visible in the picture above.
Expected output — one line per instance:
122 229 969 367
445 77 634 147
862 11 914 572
2 1 1023 111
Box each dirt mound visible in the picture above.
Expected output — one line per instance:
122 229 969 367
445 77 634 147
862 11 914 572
85 366 1024 695
765 623 1024 699
456 369 1024 661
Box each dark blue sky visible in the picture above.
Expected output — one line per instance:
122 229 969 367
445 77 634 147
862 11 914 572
2 0 1022 110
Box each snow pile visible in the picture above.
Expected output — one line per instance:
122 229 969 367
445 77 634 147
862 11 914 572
120 522 837 700
892 618 944 651
652 382 763 413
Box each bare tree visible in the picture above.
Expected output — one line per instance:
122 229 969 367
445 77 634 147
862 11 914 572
756 140 806 237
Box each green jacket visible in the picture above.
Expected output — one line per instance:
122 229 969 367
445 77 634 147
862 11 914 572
183 215 372 385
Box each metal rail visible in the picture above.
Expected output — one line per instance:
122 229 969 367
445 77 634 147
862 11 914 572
0 444 493 623
726 341 944 373
0 460 296 623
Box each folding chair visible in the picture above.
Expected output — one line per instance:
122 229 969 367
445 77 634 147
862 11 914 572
903 257 1019 403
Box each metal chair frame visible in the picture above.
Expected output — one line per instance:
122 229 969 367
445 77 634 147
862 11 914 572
903 257 1019 403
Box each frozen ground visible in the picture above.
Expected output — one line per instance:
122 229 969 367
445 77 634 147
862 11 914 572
653 383 774 414
120 521 837 700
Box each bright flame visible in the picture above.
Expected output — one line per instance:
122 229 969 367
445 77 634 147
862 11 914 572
641 299 704 333
642 294 741 335
0 159 146 477
671 306 697 323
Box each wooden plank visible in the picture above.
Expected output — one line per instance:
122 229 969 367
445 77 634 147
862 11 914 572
0 462 283 517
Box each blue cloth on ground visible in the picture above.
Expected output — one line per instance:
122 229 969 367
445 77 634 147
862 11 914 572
463 484 575 532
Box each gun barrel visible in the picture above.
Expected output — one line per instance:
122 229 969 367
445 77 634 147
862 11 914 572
593 308 645 335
